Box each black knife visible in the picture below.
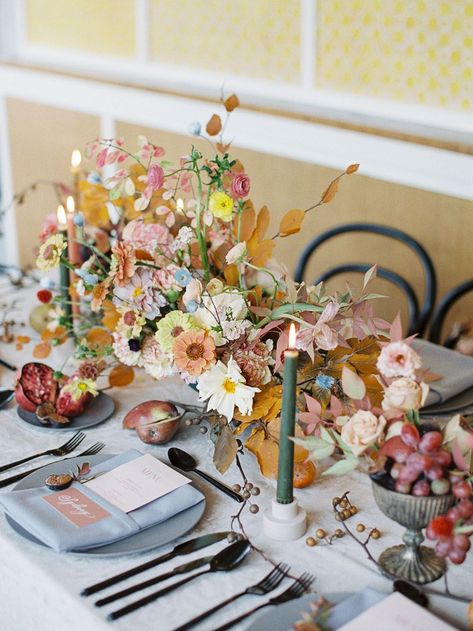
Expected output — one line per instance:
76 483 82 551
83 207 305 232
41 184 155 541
81 531 231 596
95 554 214 607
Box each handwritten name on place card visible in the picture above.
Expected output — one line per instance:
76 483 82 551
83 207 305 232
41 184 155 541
84 454 191 513
338 591 456 631
43 488 111 528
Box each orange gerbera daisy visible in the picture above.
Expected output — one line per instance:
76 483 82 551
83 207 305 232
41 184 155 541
173 329 215 376
111 241 136 287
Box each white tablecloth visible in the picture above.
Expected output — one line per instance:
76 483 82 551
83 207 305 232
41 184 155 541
0 285 470 631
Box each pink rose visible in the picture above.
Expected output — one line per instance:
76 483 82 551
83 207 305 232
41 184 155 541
231 174 251 199
377 342 421 379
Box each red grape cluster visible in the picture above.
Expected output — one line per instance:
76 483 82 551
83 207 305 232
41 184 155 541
380 424 452 496
426 479 473 565
379 421 473 565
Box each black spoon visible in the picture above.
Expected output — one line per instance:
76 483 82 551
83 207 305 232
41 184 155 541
0 390 14 409
108 538 252 621
168 447 244 503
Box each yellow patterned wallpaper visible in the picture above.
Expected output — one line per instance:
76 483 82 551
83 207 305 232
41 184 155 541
316 0 473 111
149 0 300 82
26 0 136 57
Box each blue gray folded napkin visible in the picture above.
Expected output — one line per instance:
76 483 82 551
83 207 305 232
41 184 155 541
0 450 204 552
326 587 387 628
413 339 473 410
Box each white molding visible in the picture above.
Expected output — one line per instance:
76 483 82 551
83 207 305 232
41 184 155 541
134 0 150 63
7 43 473 148
0 0 25 56
0 64 471 210
301 0 316 89
0 95 19 266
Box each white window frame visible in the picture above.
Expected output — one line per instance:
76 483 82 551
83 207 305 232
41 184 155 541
0 0 472 265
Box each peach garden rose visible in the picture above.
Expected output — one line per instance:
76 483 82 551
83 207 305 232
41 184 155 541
382 377 429 414
341 410 387 456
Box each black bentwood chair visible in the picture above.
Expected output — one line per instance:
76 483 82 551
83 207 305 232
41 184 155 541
428 279 473 346
294 223 437 336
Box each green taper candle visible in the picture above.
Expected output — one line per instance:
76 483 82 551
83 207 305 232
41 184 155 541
57 205 73 330
276 323 298 504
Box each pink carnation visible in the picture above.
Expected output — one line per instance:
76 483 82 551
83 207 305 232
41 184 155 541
231 174 251 199
122 219 172 252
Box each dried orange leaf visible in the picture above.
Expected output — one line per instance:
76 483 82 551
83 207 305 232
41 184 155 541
224 264 239 286
101 300 120 331
251 239 275 267
236 200 255 241
279 209 305 237
255 205 270 240
33 342 51 359
346 163 359 174
256 438 279 478
216 142 231 154
321 177 340 204
224 94 240 112
206 114 222 136
245 426 265 454
16 335 31 344
134 248 154 261
109 364 135 387
87 327 113 349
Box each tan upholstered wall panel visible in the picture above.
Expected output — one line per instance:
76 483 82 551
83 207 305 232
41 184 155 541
149 0 301 82
116 121 473 336
7 98 99 265
26 0 136 57
316 0 473 112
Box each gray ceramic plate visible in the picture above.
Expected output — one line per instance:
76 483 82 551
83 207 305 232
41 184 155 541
17 392 115 431
245 592 351 631
422 385 473 416
5 453 206 557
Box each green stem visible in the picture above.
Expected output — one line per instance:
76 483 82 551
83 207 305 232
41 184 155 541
193 165 210 282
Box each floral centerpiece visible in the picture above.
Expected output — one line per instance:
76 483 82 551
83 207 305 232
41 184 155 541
33 94 398 478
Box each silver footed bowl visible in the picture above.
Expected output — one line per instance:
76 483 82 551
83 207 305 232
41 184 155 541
371 480 455 584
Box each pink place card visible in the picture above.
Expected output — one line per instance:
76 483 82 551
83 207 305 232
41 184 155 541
43 488 111 528
84 454 191 513
338 591 456 631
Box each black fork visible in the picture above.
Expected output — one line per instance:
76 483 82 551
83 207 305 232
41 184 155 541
0 441 106 487
172 562 290 631
0 431 86 473
212 572 315 631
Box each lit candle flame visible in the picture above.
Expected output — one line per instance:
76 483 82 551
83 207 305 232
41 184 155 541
176 198 184 212
71 149 82 169
288 323 297 348
66 195 75 214
57 204 67 228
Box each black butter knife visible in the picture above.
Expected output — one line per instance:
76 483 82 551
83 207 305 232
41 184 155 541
95 554 214 607
81 531 231 596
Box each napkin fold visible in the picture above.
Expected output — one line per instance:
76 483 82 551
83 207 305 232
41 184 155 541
326 588 387 628
413 339 473 409
0 450 204 552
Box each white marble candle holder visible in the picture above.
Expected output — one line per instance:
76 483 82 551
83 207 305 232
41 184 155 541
263 498 307 541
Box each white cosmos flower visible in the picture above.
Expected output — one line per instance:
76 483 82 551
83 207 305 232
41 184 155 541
194 291 248 346
197 357 260 422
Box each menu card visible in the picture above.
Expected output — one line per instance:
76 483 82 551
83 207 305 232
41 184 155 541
338 591 456 631
84 454 191 513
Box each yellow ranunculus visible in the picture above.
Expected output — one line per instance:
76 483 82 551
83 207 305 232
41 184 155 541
208 191 234 222
36 234 67 271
